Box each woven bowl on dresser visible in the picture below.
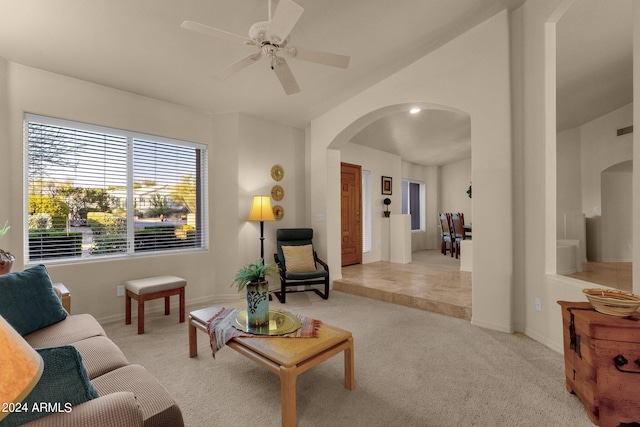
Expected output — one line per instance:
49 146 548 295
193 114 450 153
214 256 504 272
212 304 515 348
583 288 640 317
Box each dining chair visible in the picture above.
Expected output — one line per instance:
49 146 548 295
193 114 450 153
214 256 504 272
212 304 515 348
450 213 469 259
439 213 454 256
459 212 471 240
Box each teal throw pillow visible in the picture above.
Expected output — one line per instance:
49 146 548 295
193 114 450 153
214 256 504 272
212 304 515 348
0 264 67 336
0 345 100 427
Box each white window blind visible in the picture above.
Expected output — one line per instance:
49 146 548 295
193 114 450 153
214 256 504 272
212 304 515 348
362 170 371 253
25 114 208 263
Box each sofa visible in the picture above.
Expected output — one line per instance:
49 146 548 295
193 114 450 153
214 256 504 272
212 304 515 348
0 265 184 427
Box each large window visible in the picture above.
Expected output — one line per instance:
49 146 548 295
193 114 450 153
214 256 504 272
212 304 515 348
401 179 424 231
25 114 208 263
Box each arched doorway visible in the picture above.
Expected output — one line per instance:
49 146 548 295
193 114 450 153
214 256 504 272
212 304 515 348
307 11 514 332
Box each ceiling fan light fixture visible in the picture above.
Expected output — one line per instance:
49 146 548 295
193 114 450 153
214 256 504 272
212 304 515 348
249 21 270 41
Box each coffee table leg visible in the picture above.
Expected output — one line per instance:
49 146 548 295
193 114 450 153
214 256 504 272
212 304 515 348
189 318 198 358
344 337 355 390
280 366 297 427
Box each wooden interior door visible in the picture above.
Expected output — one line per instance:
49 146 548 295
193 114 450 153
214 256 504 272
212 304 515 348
341 162 362 266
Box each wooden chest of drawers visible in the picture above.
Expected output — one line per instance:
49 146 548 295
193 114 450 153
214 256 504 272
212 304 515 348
558 301 640 426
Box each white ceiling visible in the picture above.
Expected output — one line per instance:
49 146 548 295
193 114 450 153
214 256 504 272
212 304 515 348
0 0 632 167
556 0 633 132
350 109 472 167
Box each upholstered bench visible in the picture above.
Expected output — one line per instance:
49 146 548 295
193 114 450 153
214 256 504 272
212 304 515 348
125 276 186 334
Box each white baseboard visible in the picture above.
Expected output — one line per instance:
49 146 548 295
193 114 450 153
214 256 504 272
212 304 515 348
96 294 235 325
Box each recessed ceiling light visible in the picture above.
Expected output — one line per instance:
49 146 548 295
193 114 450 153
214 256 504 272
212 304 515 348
410 108 421 114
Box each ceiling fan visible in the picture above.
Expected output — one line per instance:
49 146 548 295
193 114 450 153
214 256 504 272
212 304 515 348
181 0 350 95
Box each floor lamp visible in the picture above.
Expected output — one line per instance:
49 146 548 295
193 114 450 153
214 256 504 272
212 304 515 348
247 195 276 260
0 315 44 422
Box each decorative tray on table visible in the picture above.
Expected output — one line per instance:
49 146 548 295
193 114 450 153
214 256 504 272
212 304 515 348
233 309 301 336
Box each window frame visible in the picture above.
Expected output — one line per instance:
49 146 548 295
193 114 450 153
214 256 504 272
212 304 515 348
23 113 209 265
362 170 372 253
401 178 425 232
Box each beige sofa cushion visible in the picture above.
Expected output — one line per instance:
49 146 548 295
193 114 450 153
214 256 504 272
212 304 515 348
92 364 184 427
22 391 143 427
72 336 130 380
24 313 106 348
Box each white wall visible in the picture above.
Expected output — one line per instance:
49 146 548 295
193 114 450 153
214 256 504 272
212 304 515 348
580 104 633 217
518 0 583 353
440 158 472 221
310 10 514 332
1 62 306 322
237 113 306 267
556 104 633 262
580 104 633 262
601 163 633 262
516 0 640 353
556 126 582 237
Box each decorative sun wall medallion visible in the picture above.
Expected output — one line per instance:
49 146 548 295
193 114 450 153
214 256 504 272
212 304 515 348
270 164 284 182
271 185 284 201
272 205 284 221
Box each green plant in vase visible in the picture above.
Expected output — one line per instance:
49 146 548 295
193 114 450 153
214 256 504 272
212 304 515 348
0 221 9 239
232 259 276 328
0 220 15 275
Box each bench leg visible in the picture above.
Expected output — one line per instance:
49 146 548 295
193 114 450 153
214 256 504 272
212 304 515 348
126 286 185 333
188 318 198 358
179 287 185 323
125 292 132 325
137 298 145 334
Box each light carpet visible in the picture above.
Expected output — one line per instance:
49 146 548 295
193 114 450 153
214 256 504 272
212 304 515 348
102 291 592 427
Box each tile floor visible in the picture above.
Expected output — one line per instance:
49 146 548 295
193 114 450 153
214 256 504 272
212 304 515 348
566 261 632 292
334 250 472 320
334 251 633 321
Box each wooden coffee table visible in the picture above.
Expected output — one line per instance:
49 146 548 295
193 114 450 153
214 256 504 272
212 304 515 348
188 305 355 427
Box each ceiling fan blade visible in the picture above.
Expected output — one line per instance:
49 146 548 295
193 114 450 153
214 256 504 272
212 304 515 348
214 53 262 80
285 46 350 69
272 57 300 95
266 0 304 43
181 20 254 46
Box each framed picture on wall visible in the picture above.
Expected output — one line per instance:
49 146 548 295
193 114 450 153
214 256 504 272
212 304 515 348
382 176 392 195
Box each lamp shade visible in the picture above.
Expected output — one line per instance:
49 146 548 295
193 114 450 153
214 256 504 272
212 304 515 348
0 315 44 421
247 195 276 222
